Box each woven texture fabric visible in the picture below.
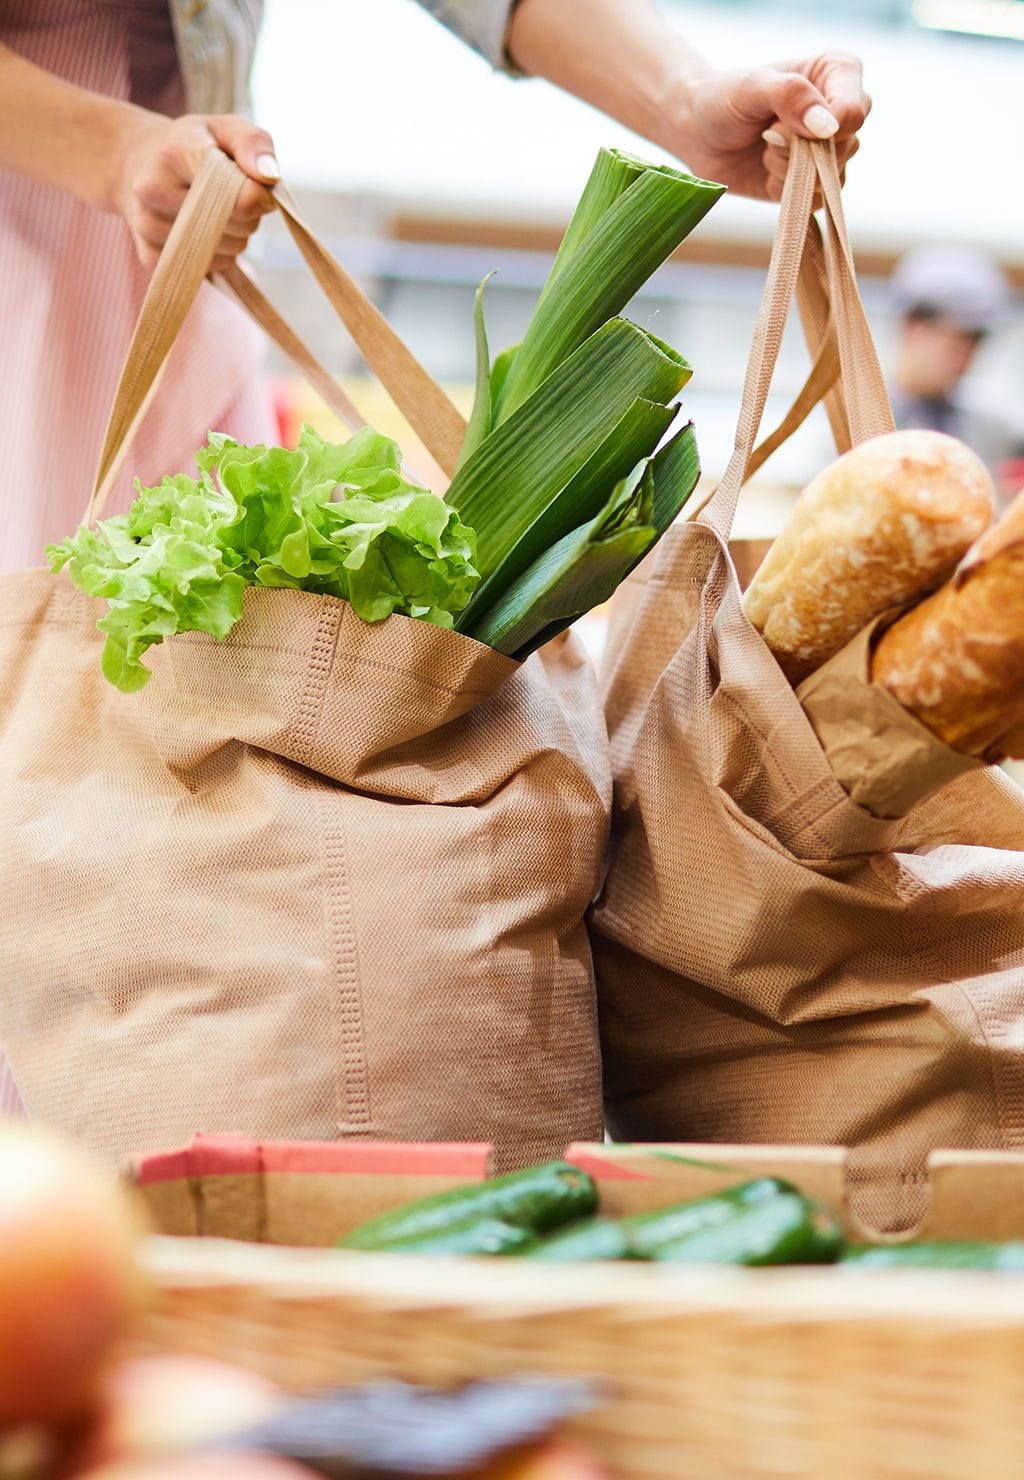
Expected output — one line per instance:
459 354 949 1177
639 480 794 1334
590 142 1024 1233
0 575 608 1169
0 3 277 1116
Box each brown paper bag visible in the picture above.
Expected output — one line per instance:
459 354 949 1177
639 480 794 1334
797 615 985 819
590 140 1024 1233
0 155 607 1170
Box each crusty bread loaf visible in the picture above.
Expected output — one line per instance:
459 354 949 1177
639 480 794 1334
744 430 994 683
872 488 1024 759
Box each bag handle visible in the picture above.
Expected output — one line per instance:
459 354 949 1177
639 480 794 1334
699 138 894 542
88 151 467 523
219 260 369 436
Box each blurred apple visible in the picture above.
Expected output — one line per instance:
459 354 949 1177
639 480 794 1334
59 1356 284 1473
77 1456 314 1480
0 1121 142 1429
482 1439 611 1479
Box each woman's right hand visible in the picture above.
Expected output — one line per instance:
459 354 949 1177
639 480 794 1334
112 111 280 272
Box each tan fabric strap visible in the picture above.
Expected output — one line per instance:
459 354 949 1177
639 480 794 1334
796 218 851 456
699 139 894 542
90 150 242 522
218 263 432 488
89 152 466 523
218 261 369 435
814 157 893 448
271 182 466 480
744 315 840 483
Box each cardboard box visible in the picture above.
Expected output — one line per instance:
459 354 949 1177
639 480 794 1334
128 1137 1024 1480
125 1133 1024 1243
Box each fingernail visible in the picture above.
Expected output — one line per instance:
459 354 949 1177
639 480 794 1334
256 153 281 181
803 105 839 139
762 128 789 149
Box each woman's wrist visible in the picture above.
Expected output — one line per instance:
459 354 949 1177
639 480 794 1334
506 0 712 165
643 47 714 164
83 99 163 217
0 43 155 216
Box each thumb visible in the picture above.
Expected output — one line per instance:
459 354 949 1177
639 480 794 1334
743 68 840 142
204 114 281 183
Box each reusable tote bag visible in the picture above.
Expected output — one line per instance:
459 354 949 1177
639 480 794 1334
0 154 608 1170
590 139 1024 1233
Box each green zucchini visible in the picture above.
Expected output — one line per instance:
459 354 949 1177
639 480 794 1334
652 1191 843 1266
521 1216 634 1263
360 1217 535 1257
621 1177 795 1259
339 1161 597 1251
842 1241 1024 1271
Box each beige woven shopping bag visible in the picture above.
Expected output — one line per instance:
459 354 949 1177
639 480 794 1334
591 139 1024 1234
0 155 608 1170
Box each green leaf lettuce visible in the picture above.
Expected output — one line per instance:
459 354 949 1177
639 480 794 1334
48 424 479 692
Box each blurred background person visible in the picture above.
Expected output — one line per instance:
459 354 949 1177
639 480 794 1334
889 243 1023 498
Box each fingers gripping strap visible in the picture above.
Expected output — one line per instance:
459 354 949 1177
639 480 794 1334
88 153 467 525
698 139 894 544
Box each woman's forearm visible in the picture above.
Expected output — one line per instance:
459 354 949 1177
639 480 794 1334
0 42 144 211
0 42 278 269
506 0 709 157
505 0 869 203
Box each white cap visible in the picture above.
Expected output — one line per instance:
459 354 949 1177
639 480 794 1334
891 244 1010 334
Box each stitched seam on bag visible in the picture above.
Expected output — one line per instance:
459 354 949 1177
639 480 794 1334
283 601 370 1132
941 971 1012 1150
317 787 372 1135
646 574 707 593
288 602 341 770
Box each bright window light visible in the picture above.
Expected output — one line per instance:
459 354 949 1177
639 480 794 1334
912 0 1024 39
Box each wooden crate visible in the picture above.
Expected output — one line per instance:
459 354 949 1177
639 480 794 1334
128 1138 1024 1480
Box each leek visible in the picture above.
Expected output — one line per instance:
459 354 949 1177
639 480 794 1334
447 145 721 658
495 151 723 422
447 317 690 597
468 422 701 659
456 395 676 629
456 273 496 472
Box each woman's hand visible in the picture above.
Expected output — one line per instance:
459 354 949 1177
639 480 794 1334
111 112 280 272
506 3 870 203
0 43 279 269
671 53 870 201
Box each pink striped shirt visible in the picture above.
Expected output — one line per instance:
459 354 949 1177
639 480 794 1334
0 0 276 1118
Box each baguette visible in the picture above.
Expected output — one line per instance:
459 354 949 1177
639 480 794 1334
744 430 994 683
872 488 1024 759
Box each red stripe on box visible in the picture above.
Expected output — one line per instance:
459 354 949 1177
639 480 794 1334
134 1136 492 1186
133 1147 195 1186
564 1147 652 1182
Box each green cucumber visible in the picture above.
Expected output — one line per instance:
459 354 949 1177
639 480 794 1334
652 1192 843 1266
842 1241 1024 1270
621 1177 795 1258
521 1216 634 1262
339 1161 597 1250
360 1217 535 1257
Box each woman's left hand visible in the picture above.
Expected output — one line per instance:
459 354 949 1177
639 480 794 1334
668 52 870 200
